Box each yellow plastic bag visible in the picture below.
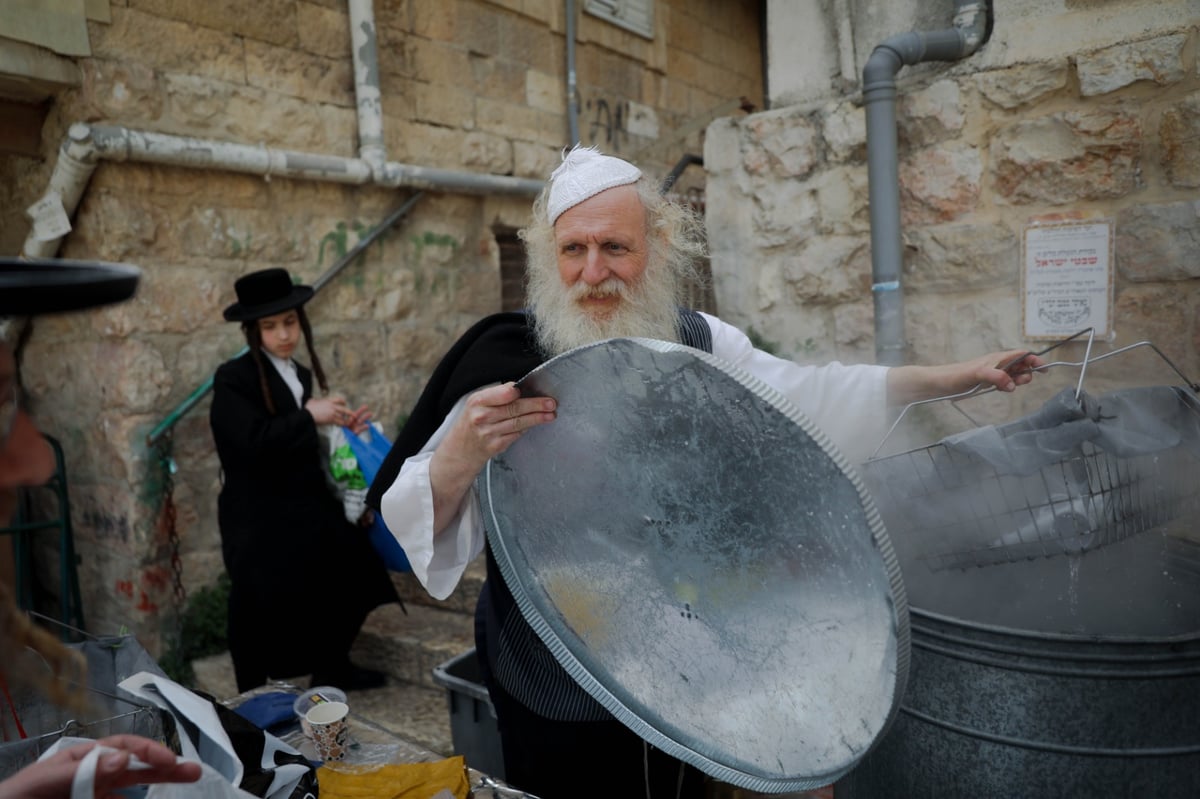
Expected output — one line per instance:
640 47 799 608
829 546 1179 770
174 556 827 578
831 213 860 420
316 755 470 799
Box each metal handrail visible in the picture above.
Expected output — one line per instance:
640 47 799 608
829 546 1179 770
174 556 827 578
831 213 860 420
145 192 424 446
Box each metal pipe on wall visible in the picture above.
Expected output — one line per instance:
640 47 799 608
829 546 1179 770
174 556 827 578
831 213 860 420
21 0 544 260
22 124 543 259
862 0 989 365
566 0 581 146
348 0 387 172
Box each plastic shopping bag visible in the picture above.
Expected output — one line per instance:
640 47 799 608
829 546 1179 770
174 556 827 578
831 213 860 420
340 424 413 573
328 425 372 525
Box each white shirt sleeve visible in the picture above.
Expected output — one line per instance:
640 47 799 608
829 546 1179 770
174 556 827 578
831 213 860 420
702 312 891 465
378 391 487 601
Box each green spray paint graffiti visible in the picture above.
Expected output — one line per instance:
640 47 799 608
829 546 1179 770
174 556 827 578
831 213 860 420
318 222 345 264
408 231 459 263
408 232 461 296
316 220 386 288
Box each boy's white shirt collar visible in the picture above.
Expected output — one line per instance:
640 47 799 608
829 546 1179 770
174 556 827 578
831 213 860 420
264 350 303 408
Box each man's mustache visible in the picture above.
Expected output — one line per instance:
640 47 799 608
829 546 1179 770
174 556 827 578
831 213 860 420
569 278 627 302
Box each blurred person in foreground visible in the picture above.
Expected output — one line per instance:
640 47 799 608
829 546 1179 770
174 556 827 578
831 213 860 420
0 259 201 798
366 147 1044 798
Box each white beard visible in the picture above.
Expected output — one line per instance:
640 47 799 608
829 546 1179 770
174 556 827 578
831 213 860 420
528 268 681 358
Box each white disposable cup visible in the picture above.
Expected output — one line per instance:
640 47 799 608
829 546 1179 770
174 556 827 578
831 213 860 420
306 701 350 761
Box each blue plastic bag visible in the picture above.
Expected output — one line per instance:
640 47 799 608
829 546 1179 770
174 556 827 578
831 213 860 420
342 424 412 573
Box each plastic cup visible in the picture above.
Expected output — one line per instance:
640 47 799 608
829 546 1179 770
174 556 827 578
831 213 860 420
306 700 350 761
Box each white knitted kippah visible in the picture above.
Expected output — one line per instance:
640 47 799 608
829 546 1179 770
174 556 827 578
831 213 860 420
547 145 642 224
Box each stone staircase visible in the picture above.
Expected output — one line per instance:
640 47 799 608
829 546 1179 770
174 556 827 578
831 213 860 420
351 555 484 691
192 556 487 759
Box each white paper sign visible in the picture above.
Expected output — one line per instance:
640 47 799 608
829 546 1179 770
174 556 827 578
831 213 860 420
1022 220 1113 340
26 191 73 242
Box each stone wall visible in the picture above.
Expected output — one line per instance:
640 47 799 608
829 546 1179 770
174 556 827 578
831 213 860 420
0 0 764 653
708 2 1200 449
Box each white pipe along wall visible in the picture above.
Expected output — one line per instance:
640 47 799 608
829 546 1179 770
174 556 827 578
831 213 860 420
22 0 543 260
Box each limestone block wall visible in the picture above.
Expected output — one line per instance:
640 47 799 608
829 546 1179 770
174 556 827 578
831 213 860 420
707 2 1200 449
0 0 763 653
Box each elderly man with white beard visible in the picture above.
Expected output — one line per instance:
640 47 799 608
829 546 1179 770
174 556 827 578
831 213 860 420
366 146 1042 799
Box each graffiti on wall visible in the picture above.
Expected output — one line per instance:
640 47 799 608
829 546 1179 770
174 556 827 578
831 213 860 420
409 231 459 263
409 232 461 297
114 565 176 615
586 97 630 152
583 95 659 154
318 220 373 267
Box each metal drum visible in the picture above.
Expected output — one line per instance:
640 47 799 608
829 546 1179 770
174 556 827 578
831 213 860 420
837 611 1200 798
840 380 1200 797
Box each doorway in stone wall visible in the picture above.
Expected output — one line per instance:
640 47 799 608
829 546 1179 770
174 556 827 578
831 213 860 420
496 226 527 312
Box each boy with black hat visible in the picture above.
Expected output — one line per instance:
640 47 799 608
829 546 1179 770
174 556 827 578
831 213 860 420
211 267 399 692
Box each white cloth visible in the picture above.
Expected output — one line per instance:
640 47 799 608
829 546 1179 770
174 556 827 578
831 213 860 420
379 312 891 600
43 737 257 799
265 351 303 408
117 672 309 799
547 145 642 223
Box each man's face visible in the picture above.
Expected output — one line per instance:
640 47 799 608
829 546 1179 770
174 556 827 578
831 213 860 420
0 342 54 524
553 184 648 322
530 182 679 357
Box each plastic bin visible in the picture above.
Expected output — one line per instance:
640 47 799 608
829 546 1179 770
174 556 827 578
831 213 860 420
432 647 505 780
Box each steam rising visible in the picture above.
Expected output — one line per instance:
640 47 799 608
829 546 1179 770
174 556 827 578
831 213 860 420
864 385 1200 636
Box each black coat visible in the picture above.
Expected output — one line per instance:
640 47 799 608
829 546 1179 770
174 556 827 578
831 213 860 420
209 351 397 678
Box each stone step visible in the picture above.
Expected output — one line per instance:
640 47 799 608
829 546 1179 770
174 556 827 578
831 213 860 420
389 554 486 615
350 554 483 690
350 597 475 691
343 678 455 757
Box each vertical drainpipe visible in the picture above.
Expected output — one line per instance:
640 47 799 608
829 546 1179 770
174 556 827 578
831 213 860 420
566 0 581 146
22 128 101 259
863 0 989 365
348 0 386 174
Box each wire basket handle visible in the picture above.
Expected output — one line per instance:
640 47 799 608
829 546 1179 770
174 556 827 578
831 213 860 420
869 328 1200 460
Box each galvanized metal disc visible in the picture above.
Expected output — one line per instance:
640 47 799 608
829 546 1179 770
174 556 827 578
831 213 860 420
479 338 908 793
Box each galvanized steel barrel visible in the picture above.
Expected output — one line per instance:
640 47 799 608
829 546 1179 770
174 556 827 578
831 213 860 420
836 608 1200 798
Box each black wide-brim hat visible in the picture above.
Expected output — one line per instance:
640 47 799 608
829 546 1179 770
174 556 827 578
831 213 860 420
223 268 314 322
0 257 141 316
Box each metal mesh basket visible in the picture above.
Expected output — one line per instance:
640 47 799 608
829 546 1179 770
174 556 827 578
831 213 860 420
862 334 1200 572
862 430 1200 571
0 634 172 779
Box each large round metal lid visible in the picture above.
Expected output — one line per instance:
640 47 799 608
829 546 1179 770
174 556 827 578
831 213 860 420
479 338 909 793
0 258 141 316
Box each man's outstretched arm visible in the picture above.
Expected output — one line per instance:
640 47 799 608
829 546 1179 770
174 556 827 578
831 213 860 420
885 349 1044 408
